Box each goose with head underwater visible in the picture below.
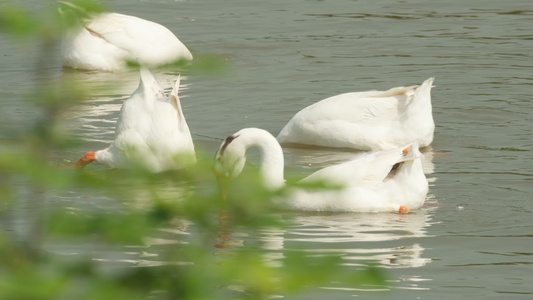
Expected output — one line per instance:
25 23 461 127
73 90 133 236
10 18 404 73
75 68 195 171
58 1 193 71
277 78 435 151
215 128 428 213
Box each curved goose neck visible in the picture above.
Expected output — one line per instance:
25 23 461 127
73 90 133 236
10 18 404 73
240 128 285 190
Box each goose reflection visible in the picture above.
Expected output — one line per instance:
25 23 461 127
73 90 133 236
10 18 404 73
62 68 189 97
260 210 434 269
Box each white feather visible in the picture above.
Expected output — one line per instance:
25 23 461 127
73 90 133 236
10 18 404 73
62 10 193 71
92 68 195 171
277 78 435 150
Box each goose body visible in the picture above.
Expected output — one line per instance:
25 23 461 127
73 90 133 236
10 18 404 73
76 68 195 171
277 78 435 150
215 128 428 213
60 4 193 71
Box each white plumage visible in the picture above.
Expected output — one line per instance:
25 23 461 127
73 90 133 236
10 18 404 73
75 68 195 171
60 2 193 71
215 128 428 213
277 78 435 150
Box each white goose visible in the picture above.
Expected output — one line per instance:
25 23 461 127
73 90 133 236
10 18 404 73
75 68 195 171
277 78 435 151
214 128 428 213
59 1 193 71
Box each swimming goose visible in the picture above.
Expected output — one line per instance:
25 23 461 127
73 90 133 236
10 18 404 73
215 128 428 213
59 1 193 71
277 78 435 150
75 68 195 171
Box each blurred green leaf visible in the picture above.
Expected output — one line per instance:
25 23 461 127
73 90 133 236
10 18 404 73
0 5 39 37
188 53 232 77
46 210 153 245
57 0 104 29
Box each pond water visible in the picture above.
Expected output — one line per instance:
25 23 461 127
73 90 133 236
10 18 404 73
1 0 532 298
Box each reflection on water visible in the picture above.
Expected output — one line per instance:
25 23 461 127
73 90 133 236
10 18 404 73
61 68 189 98
45 205 436 294
206 207 437 294
208 209 436 294
260 211 433 268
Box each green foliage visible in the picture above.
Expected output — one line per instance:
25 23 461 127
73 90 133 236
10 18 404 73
0 1 386 299
0 5 40 37
57 0 104 29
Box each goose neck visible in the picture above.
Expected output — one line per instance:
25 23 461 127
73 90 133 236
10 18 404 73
245 129 285 190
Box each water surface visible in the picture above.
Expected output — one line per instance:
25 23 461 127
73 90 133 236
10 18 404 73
1 0 532 298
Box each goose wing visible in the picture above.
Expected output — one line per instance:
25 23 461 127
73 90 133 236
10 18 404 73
85 13 190 62
301 145 412 187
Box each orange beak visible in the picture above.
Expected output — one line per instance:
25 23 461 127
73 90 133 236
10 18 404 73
75 151 96 170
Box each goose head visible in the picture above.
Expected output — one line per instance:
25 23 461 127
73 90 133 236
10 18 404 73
214 128 286 198
214 134 247 180
214 134 246 199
